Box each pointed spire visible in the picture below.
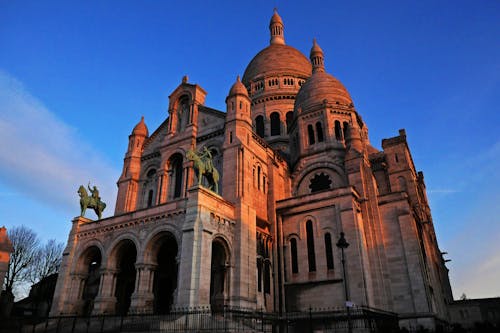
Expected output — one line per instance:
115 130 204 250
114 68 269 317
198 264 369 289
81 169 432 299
310 38 325 73
132 115 149 136
269 8 285 45
228 74 248 97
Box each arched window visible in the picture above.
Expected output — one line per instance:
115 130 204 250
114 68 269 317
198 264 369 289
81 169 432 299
286 112 293 133
324 233 334 270
144 168 157 208
169 154 183 199
177 96 190 132
306 221 316 272
255 115 265 138
290 238 298 274
270 112 281 136
343 122 349 141
316 122 324 142
308 124 315 145
335 120 342 141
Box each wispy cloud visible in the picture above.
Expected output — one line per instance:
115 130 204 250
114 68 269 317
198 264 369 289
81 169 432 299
0 70 118 216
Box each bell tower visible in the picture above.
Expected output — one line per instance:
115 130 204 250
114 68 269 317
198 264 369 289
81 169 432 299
115 116 148 214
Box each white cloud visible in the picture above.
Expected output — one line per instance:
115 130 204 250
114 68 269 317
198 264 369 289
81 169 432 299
0 70 118 216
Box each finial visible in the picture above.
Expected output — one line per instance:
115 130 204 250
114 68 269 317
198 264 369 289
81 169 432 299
237 75 241 82
274 7 278 13
182 75 188 84
141 115 144 121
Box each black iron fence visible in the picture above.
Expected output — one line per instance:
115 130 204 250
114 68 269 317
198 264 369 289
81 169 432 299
2 306 400 333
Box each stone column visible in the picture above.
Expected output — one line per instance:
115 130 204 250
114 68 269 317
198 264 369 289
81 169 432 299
92 268 117 315
129 263 156 313
66 273 86 315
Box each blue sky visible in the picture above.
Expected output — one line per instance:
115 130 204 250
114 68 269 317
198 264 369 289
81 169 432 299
0 1 498 299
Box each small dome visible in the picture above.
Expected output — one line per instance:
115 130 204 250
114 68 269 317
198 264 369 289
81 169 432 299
295 71 352 113
242 45 312 84
132 116 149 136
228 75 248 97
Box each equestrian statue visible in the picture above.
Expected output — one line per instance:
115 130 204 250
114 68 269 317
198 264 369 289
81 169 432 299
78 183 106 219
186 147 220 194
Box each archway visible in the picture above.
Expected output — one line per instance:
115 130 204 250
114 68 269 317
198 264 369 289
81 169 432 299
80 246 102 316
210 239 229 311
113 240 137 315
152 233 178 314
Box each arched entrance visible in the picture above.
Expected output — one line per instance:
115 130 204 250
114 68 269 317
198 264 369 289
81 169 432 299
151 233 178 314
113 240 137 315
210 239 229 311
80 246 102 316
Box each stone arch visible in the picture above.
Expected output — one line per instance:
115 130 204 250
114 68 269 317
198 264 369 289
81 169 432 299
270 111 281 136
141 165 160 208
108 238 138 315
296 166 345 195
73 239 105 273
294 162 347 196
255 114 265 138
210 237 231 311
143 229 179 314
75 245 103 316
166 152 185 199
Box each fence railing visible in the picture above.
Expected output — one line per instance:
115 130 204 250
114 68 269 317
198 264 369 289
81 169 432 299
2 305 400 333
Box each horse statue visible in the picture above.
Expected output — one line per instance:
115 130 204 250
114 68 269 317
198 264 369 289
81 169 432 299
78 184 106 219
186 148 220 194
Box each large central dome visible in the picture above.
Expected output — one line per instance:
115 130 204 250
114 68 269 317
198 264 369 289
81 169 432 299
242 44 312 84
241 9 311 85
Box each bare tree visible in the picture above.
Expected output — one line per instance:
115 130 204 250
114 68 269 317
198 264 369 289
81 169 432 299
4 226 40 293
28 239 64 284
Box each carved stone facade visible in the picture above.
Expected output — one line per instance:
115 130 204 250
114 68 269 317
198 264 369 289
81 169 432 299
51 10 453 330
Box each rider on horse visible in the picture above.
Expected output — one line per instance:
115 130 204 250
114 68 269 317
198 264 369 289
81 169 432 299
88 183 101 203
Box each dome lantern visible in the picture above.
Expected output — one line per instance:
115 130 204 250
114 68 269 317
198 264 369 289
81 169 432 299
269 8 285 45
310 38 325 73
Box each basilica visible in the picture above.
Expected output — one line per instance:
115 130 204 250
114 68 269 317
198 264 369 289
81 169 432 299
50 10 453 330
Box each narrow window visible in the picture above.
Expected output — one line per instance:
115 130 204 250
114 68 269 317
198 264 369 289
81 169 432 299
395 154 399 163
257 262 262 292
335 120 342 140
239 101 242 109
147 190 154 208
324 233 334 270
257 166 261 190
306 221 316 272
255 115 265 138
316 122 324 142
286 112 293 133
229 131 233 143
290 239 298 274
308 124 315 145
343 122 349 140
264 262 271 294
263 176 266 193
172 155 183 198
270 112 281 136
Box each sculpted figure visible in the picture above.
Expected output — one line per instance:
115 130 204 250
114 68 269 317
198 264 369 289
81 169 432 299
78 183 106 219
186 147 220 194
